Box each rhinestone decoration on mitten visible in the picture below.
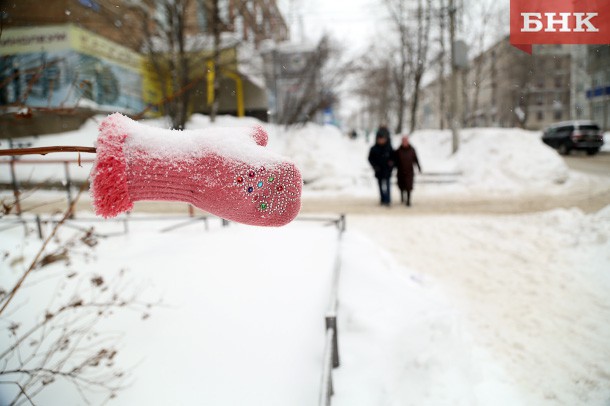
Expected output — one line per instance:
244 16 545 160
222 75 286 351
233 164 300 215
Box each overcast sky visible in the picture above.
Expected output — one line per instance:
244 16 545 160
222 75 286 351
274 0 509 125
277 0 383 53
277 0 508 53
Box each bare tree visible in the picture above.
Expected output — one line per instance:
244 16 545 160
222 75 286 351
0 190 158 404
463 0 504 127
384 0 432 134
121 0 233 129
207 0 222 123
436 0 448 130
275 36 350 126
129 0 193 130
350 45 394 130
408 0 432 133
385 0 410 134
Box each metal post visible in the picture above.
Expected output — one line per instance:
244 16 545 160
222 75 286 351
338 214 346 232
35 215 44 240
325 315 339 368
319 328 336 406
9 158 22 217
64 161 73 209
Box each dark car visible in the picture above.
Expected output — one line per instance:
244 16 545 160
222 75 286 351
542 121 604 155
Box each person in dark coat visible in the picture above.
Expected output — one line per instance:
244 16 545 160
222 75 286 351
375 124 390 142
368 131 394 206
394 135 421 207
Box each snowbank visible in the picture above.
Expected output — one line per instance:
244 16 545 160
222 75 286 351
277 124 372 194
350 205 610 405
410 128 570 195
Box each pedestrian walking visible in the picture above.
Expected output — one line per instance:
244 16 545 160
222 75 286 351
368 129 394 206
394 135 421 207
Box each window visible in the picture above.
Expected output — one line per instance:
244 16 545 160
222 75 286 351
554 76 562 88
537 110 544 121
580 124 601 131
78 0 100 12
554 110 562 120
197 2 208 31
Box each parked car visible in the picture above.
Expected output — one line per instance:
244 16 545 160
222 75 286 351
542 121 604 155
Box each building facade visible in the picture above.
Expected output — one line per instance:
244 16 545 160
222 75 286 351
192 0 288 47
417 38 587 131
0 0 289 134
587 45 610 131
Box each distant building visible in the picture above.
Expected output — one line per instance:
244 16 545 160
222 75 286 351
192 0 289 47
261 42 318 124
417 37 590 131
0 0 289 135
587 45 610 131
0 24 145 113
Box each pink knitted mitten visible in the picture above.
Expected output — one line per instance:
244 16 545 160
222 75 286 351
90 113 302 227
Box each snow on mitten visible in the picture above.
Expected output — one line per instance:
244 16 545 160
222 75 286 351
90 113 301 227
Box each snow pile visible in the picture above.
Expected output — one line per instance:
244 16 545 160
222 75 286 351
603 132 610 152
334 232 519 405
351 206 610 405
411 128 570 194
277 124 371 193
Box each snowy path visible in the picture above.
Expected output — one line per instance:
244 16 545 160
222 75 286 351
563 151 610 177
4 177 610 218
349 209 610 405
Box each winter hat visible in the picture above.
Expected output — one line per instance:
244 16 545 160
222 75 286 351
90 113 302 227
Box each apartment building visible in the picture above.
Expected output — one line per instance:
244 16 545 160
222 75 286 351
587 45 610 130
418 38 581 131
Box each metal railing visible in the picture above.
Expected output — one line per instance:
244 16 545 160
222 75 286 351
319 214 345 406
1 214 223 238
1 157 95 216
417 171 462 184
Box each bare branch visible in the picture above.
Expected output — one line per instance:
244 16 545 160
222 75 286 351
0 182 87 316
0 147 96 157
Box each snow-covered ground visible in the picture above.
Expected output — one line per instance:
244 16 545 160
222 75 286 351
1 115 610 405
348 207 610 405
2 207 609 405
